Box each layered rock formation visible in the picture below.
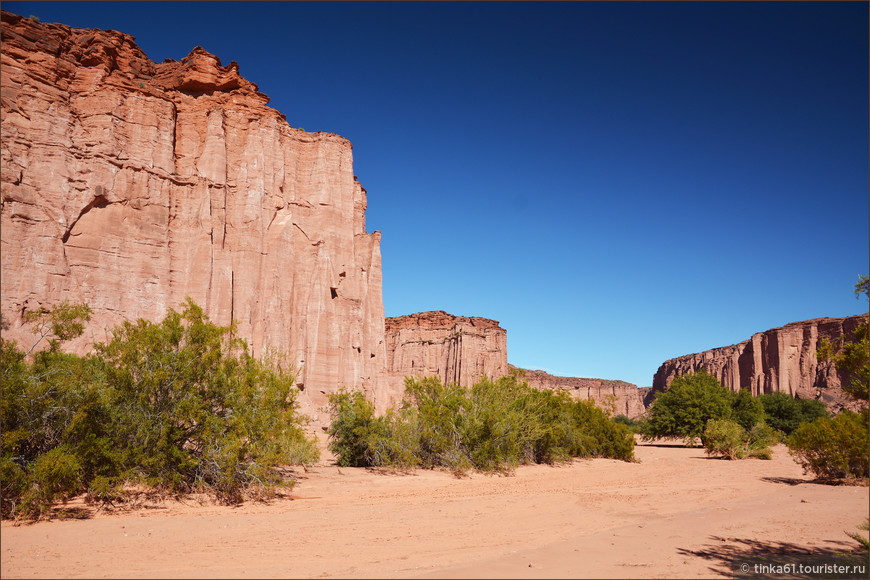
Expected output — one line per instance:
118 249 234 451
384 311 508 401
652 315 868 411
510 366 649 418
0 12 388 417
0 12 660 423
382 310 648 417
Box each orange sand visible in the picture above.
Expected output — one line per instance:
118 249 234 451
2 441 867 579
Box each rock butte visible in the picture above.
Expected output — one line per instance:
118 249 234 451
653 315 868 413
384 310 508 399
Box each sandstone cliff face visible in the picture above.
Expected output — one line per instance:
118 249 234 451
511 366 648 419
0 12 387 417
384 311 508 404
652 315 868 412
382 311 648 418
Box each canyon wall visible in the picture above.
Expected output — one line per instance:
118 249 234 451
511 366 648 419
0 12 388 418
382 310 648 418
652 315 868 412
384 311 509 405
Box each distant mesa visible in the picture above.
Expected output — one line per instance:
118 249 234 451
509 366 650 419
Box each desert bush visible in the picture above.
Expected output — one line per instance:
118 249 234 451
640 371 733 446
758 391 828 435
702 419 746 459
702 419 777 460
326 374 635 473
1 299 318 519
614 414 640 433
786 409 869 480
745 422 779 459
94 299 319 501
571 398 636 460
460 376 534 471
402 376 472 470
326 388 419 468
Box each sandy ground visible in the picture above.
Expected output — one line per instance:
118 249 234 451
1 440 867 579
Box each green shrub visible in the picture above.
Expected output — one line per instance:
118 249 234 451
640 371 733 446
568 397 635 460
745 422 778 459
703 419 747 459
786 409 869 480
325 374 635 473
702 419 777 460
731 389 766 431
20 446 82 519
326 388 419 468
847 519 870 552
614 414 640 433
1 299 318 519
402 376 472 469
0 456 27 518
758 391 828 435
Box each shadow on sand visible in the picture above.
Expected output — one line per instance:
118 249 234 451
679 536 867 578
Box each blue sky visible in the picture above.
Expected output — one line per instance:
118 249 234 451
6 1 868 387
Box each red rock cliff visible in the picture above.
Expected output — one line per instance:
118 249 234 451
651 315 868 412
0 12 388 418
511 366 648 419
384 311 508 403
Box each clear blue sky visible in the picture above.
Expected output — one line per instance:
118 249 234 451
6 1 868 388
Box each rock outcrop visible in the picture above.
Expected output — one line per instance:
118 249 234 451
384 311 508 403
511 366 648 418
382 311 648 417
652 315 868 412
0 12 388 418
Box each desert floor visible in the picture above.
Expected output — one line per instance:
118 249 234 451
1 439 867 579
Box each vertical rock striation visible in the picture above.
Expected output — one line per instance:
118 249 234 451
382 311 648 418
0 12 387 417
384 311 508 404
651 315 868 412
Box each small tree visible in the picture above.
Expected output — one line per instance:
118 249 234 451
95 298 318 500
786 275 870 482
817 274 869 402
640 370 733 446
758 392 828 435
730 389 766 431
